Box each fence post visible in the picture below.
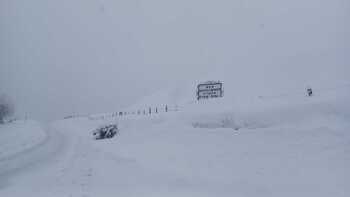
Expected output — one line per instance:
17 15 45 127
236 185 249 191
165 105 168 112
149 107 151 115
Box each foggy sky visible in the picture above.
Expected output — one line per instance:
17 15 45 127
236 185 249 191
1 0 349 121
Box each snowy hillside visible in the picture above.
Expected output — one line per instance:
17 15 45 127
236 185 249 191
1 80 349 196
80 83 350 197
128 77 350 129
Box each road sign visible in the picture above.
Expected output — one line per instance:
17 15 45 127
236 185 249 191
197 81 223 100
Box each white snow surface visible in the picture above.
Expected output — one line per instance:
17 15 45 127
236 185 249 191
0 120 46 163
0 84 349 196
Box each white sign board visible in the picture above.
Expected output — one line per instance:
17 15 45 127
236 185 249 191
197 81 223 100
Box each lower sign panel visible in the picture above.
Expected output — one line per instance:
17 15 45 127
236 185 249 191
198 90 223 99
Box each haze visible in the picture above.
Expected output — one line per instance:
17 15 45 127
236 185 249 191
1 0 349 121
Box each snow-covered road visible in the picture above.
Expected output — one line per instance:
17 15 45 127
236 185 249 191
0 123 66 191
1 115 349 197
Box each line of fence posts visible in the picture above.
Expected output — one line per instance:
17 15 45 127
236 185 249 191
89 105 178 120
116 104 172 117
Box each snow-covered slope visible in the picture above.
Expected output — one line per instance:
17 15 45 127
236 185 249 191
2 80 349 196
128 75 350 129
84 80 350 196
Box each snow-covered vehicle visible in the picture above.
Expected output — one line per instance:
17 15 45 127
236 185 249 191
92 124 118 140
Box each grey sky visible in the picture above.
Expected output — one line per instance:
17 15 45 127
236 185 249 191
1 0 349 121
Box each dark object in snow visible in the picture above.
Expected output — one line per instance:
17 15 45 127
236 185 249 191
92 124 118 140
307 88 313 97
0 94 14 124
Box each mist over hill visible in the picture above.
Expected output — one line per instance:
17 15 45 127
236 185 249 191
1 0 349 120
